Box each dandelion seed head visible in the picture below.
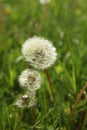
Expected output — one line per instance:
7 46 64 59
15 92 36 108
18 69 42 91
22 36 57 69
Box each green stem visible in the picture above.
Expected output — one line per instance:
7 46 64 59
45 69 55 103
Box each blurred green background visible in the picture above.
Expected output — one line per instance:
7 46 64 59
0 0 87 129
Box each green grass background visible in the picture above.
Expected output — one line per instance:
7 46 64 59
0 0 87 129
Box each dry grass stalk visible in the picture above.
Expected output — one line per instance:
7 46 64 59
70 82 87 120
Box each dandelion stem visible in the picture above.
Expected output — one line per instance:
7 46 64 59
18 109 23 130
76 110 85 130
32 106 36 130
45 69 55 103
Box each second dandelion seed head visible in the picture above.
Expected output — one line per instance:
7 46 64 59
18 69 43 91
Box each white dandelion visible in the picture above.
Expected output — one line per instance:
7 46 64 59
39 0 50 4
18 69 42 91
22 36 57 69
15 92 36 108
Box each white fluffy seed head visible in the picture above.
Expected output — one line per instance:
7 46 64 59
15 92 36 108
22 36 57 69
18 69 42 91
39 0 50 4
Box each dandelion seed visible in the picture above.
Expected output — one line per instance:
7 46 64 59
15 92 36 108
57 28 64 39
73 38 79 45
22 36 57 69
39 0 50 4
18 69 42 91
65 52 71 60
15 55 23 63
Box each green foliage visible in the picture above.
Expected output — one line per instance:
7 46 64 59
0 0 87 129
